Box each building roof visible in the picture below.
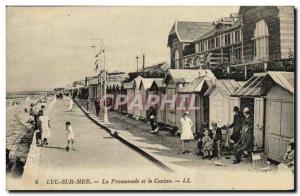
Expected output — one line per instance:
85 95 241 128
153 79 164 88
268 71 294 94
194 19 241 42
178 71 217 93
168 21 214 46
139 78 154 90
133 76 143 89
163 69 216 84
232 72 294 97
107 81 122 89
207 79 242 96
122 81 134 89
137 62 170 72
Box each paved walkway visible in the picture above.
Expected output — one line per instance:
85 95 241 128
25 98 167 190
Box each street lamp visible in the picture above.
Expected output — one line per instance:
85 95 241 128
91 38 109 123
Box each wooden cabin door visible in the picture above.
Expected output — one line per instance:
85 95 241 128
253 98 264 150
265 100 283 161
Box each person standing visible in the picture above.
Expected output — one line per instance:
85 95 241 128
233 107 253 164
228 106 244 144
65 121 76 151
69 98 74 112
38 110 51 145
211 122 223 158
87 97 91 112
147 107 159 133
180 112 194 154
94 98 101 116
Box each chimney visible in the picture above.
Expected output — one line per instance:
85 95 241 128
142 54 145 71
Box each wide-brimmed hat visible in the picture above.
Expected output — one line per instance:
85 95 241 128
183 111 190 115
243 107 250 113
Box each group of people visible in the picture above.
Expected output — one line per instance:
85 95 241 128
30 104 51 146
85 97 101 116
145 105 254 164
29 95 76 152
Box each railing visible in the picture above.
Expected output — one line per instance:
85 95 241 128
208 58 294 81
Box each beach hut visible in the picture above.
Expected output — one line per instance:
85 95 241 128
138 78 155 120
177 72 216 133
123 81 134 115
232 72 269 151
117 83 127 114
232 71 294 160
139 78 165 120
149 79 166 125
163 69 215 131
133 76 143 119
208 80 243 128
263 72 294 162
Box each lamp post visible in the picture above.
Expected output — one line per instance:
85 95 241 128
91 38 108 123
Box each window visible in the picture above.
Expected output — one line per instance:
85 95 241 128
195 43 199 53
234 30 241 43
194 56 201 66
200 42 204 52
185 58 192 68
220 35 224 46
204 41 208 51
225 33 231 45
212 39 215 49
233 47 241 61
216 36 220 48
253 20 269 60
208 39 212 50
175 49 179 68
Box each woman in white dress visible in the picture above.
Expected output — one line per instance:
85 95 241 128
38 111 51 145
180 111 194 154
68 98 74 111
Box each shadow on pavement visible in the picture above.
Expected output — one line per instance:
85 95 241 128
40 146 65 150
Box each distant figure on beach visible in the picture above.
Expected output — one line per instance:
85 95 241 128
87 97 91 112
38 110 51 145
65 121 75 151
69 98 74 112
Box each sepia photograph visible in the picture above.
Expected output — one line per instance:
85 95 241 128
5 5 295 191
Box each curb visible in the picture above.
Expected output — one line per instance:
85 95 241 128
74 100 174 173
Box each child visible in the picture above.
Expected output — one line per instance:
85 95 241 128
65 121 75 151
201 129 213 159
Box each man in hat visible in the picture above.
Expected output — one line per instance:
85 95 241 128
233 107 253 164
147 106 159 133
228 106 244 144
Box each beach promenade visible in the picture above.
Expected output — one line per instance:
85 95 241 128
9 97 293 191
17 98 167 190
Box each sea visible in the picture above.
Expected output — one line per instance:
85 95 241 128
6 90 52 150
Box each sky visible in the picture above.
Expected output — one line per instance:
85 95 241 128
6 6 239 91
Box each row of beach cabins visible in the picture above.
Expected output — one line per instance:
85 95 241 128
83 69 294 162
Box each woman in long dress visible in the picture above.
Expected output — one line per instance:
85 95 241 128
69 98 74 111
38 111 51 145
180 111 194 154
